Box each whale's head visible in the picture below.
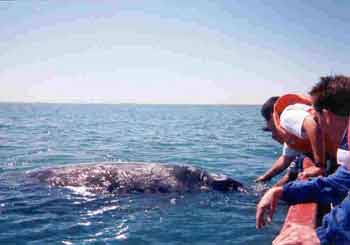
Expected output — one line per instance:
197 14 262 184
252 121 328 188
209 173 244 192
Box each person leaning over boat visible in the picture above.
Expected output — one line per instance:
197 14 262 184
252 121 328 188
256 96 301 185
256 75 350 245
256 93 325 186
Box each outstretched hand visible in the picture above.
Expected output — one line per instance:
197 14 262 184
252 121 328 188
256 187 283 229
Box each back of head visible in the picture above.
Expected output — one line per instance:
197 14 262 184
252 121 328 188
309 75 350 117
261 96 280 121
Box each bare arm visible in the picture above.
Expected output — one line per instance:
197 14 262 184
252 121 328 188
302 116 325 176
255 155 295 182
256 186 283 229
257 186 320 245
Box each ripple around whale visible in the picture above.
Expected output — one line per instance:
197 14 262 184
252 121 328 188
0 104 283 244
27 162 244 195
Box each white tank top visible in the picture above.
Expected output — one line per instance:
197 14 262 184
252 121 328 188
337 128 350 166
280 103 311 139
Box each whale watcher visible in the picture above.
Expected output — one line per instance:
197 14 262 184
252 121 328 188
255 86 342 186
256 75 350 245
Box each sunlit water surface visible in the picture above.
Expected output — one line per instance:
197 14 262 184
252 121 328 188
0 104 287 244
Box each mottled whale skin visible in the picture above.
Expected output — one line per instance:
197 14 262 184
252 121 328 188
29 163 244 194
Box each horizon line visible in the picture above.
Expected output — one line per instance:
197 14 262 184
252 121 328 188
0 101 261 106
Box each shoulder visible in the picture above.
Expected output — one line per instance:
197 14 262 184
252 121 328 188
303 115 318 129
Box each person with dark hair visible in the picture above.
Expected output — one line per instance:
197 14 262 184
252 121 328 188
256 75 350 245
256 96 301 184
261 96 280 129
311 75 350 117
256 92 325 185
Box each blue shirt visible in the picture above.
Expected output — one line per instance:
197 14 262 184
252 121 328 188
282 127 350 245
282 165 350 206
282 165 350 244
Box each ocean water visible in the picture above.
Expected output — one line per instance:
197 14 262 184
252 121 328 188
0 103 288 244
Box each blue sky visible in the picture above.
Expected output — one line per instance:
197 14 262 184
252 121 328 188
1 1 349 104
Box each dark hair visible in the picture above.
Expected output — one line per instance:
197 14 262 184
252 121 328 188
261 96 279 121
309 75 350 117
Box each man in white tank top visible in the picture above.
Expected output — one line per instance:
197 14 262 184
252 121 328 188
256 98 316 186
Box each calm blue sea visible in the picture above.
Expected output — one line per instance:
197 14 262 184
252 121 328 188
0 103 288 244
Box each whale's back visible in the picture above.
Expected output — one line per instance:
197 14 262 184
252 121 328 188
28 162 244 194
29 163 213 194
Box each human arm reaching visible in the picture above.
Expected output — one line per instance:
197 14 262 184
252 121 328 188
257 165 350 230
255 155 295 183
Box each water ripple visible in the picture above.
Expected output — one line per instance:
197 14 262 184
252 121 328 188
0 104 283 244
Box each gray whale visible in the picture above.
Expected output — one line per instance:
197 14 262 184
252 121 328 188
29 163 244 194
